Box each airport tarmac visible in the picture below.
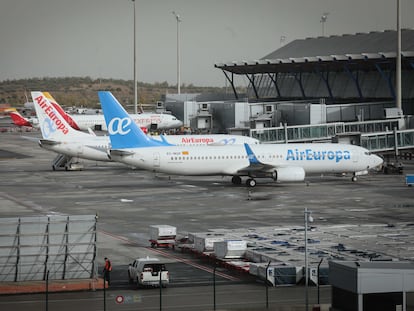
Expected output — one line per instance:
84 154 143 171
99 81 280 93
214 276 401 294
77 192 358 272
0 129 413 309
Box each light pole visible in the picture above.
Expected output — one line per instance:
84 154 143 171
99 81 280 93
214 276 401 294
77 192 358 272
320 12 329 37
304 208 313 311
280 35 286 47
132 0 138 114
172 11 182 94
396 0 402 113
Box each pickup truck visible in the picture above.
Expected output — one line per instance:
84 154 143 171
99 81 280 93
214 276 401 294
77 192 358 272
128 257 169 288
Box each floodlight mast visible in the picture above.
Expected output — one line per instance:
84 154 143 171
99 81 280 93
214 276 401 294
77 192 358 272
172 11 182 95
320 12 329 37
132 0 138 114
396 0 402 113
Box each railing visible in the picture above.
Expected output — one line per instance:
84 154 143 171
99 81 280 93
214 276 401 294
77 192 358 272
250 119 402 144
250 118 414 152
361 130 414 152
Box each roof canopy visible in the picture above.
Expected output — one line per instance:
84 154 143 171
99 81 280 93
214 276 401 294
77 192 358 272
215 30 414 74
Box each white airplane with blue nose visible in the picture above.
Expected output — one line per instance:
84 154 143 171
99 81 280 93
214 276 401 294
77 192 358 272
99 91 383 187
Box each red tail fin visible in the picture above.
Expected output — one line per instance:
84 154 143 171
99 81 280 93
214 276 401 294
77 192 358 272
9 111 32 127
50 102 81 130
42 92 81 130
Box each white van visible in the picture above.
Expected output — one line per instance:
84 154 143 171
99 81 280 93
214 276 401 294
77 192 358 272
128 257 169 287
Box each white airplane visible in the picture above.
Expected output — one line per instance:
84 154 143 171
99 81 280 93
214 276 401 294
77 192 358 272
44 92 259 145
29 91 258 170
65 110 183 131
21 92 184 131
99 91 383 187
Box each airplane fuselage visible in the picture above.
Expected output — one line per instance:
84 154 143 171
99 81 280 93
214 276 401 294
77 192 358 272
71 113 182 131
111 143 382 178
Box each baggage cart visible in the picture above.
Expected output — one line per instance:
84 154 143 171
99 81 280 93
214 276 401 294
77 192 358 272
406 174 414 186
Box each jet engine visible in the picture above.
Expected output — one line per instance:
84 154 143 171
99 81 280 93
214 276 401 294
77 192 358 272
272 167 305 182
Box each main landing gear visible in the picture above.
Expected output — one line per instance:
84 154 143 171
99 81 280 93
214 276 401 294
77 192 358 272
231 176 257 187
231 176 242 185
245 178 257 187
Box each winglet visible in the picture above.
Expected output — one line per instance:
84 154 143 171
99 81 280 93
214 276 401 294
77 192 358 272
244 143 261 164
98 91 172 149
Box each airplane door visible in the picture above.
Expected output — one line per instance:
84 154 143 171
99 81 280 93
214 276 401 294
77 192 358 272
153 152 160 167
353 151 358 163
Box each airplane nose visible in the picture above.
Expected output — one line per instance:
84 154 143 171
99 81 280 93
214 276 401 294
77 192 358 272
373 154 383 168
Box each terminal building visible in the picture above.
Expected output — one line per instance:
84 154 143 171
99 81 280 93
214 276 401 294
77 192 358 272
165 29 414 155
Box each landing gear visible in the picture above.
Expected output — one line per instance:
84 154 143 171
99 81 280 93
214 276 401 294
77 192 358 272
246 178 257 187
231 175 256 187
231 176 242 185
351 175 357 182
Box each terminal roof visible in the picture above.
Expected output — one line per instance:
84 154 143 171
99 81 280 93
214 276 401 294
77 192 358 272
215 29 414 74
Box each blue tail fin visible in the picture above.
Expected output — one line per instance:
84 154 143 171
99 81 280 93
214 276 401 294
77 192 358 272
98 91 172 149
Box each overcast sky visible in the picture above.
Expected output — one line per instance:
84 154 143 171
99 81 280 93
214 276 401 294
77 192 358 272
1 0 413 87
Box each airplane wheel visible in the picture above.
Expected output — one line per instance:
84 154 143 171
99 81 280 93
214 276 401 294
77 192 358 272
231 176 242 185
246 178 256 187
352 176 357 182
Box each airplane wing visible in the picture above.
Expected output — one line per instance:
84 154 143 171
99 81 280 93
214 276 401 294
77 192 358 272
20 135 41 143
236 144 276 175
21 136 59 146
237 144 306 182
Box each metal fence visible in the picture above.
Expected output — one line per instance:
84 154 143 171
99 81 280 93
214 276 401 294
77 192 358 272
0 215 97 282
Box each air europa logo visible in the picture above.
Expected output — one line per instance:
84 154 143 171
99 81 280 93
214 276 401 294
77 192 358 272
34 95 69 135
108 117 132 135
181 137 214 144
286 148 351 163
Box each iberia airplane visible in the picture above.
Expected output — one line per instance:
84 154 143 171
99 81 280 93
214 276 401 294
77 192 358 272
8 110 38 127
99 91 383 187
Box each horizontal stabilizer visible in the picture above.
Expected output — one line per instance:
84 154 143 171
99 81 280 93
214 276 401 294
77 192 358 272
110 149 135 157
39 139 60 146
21 135 41 143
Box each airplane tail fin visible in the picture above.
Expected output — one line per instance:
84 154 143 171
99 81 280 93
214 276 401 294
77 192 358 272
42 92 81 130
31 91 87 140
98 91 172 149
9 111 32 127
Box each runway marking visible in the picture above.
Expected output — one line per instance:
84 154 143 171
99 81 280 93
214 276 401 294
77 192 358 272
99 230 240 281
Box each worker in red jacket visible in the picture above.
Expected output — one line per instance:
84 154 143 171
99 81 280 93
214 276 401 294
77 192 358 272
103 257 112 286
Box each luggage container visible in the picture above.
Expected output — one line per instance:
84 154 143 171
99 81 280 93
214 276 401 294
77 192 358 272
249 262 301 286
214 240 247 259
149 225 176 248
193 233 225 252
